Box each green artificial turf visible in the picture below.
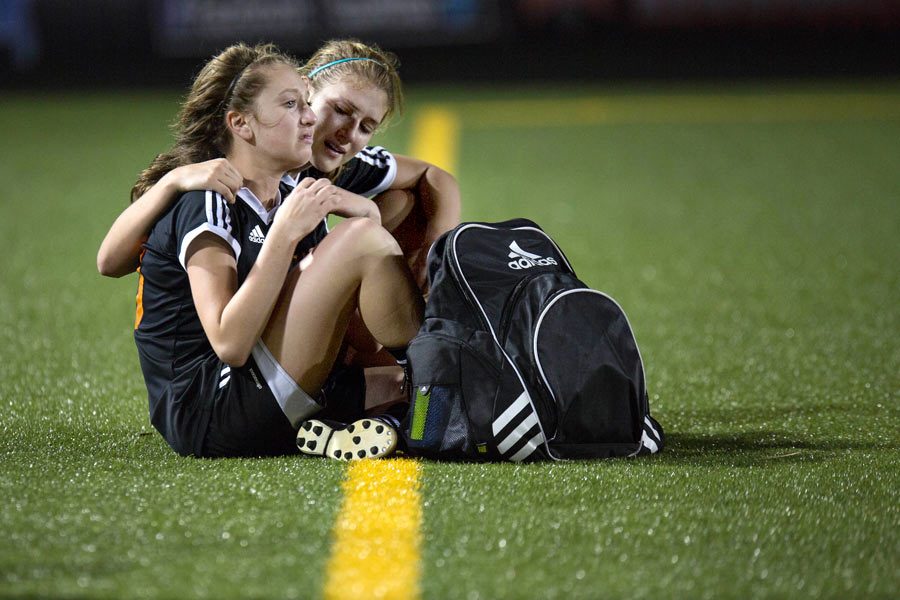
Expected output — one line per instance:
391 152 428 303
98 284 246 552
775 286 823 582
1 83 898 599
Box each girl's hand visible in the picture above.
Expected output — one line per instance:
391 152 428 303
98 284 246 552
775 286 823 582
165 159 243 203
328 188 382 225
272 178 341 244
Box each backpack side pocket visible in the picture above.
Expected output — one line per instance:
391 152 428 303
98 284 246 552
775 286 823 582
405 328 502 460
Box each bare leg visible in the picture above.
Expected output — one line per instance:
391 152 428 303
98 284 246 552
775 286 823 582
346 189 430 368
262 217 423 396
344 311 383 357
363 366 407 413
374 188 428 284
375 188 416 232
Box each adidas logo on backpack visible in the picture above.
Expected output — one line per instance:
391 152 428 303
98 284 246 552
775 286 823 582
507 240 558 270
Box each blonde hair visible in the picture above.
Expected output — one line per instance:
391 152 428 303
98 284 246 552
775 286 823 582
131 42 300 200
303 39 404 129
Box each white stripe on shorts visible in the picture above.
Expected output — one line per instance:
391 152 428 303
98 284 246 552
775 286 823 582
250 340 322 428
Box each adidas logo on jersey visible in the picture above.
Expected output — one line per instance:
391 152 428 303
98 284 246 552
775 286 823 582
507 240 558 270
249 225 266 244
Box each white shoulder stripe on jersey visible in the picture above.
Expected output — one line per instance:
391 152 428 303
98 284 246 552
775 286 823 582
354 146 398 197
206 190 234 233
205 192 215 226
215 195 224 229
360 145 389 160
357 152 385 169
223 199 232 231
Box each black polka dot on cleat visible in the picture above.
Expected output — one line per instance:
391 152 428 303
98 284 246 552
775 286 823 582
362 421 371 429
347 424 355 433
297 437 306 447
357 450 366 458
302 422 312 431
375 425 384 434
344 452 353 460
312 425 323 436
370 446 379 455
352 436 361 444
334 450 342 458
306 440 317 451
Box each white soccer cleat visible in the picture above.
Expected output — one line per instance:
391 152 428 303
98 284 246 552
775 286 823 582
296 418 397 461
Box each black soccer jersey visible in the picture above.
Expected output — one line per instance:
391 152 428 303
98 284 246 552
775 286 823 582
133 180 325 455
294 145 397 196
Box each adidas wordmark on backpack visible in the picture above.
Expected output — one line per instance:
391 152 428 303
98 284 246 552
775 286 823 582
405 219 664 461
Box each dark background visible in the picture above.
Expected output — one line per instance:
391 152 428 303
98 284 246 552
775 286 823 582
2 0 899 89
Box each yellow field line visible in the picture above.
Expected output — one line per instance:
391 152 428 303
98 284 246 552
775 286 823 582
408 106 461 174
323 459 423 600
321 101 461 600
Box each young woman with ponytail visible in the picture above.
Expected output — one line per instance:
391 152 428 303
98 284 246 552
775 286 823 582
124 42 423 459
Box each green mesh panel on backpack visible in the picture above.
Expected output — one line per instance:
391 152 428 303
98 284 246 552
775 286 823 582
406 385 470 456
410 386 430 440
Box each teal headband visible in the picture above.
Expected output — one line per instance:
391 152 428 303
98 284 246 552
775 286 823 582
308 57 386 78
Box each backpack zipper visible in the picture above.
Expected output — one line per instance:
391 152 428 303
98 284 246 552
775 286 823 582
497 273 543 344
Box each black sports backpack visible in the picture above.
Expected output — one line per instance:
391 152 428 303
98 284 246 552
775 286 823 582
403 218 664 461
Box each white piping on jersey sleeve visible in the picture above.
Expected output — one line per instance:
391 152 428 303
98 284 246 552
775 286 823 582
355 146 397 197
178 191 242 269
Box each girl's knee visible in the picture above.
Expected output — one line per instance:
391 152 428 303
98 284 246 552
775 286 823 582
331 217 401 257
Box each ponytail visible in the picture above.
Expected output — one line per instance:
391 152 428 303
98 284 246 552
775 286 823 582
131 42 299 200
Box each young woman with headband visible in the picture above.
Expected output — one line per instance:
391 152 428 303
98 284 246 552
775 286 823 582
118 42 423 459
295 39 458 383
299 40 459 293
